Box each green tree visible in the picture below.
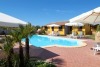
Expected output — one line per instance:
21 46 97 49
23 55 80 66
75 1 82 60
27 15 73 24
23 24 36 62
35 25 41 30
10 26 25 67
1 36 14 67
97 24 100 31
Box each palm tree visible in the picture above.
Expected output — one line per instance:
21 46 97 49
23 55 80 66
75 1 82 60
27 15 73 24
23 24 36 61
0 27 15 67
10 26 25 67
1 36 14 67
35 25 41 30
10 24 36 67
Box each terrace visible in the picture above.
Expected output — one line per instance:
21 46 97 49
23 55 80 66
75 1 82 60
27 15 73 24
0 7 100 67
12 38 100 67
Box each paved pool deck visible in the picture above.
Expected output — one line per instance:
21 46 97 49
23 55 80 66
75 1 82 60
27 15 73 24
4 38 100 67
29 39 100 67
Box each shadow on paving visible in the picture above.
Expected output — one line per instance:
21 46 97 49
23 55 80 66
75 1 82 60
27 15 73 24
14 45 59 60
29 46 65 66
52 58 65 65
0 45 64 66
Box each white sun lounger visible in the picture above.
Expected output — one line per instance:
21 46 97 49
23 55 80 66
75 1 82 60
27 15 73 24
68 32 77 39
77 31 84 38
93 43 100 55
48 31 56 36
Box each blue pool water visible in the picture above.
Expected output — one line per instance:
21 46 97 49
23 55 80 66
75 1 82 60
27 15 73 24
22 35 80 47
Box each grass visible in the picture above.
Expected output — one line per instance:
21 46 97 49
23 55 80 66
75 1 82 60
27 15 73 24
85 35 95 40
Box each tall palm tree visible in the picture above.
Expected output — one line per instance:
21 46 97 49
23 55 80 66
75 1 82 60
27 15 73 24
10 24 36 67
10 26 25 67
1 36 14 67
0 26 15 67
23 24 36 60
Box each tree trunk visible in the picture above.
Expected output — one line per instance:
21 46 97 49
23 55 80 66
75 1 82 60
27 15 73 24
25 37 30 60
7 48 13 67
19 41 24 67
10 48 14 54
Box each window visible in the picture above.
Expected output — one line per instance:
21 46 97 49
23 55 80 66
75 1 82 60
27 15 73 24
91 25 98 30
59 26 63 31
78 26 82 31
52 27 54 31
45 26 48 31
79 27 82 29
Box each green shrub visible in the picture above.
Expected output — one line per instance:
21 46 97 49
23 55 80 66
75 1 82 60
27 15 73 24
35 61 56 67
0 58 56 67
38 30 46 35
0 59 7 67
97 25 100 32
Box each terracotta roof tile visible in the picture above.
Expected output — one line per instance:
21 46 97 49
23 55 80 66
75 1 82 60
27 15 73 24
45 21 69 26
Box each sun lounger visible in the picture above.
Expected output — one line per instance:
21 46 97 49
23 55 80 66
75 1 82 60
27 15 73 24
48 31 60 36
48 31 56 36
56 31 60 36
92 43 100 55
77 31 84 38
68 32 77 39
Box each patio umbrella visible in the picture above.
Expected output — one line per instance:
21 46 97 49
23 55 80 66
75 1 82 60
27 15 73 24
69 7 100 25
47 24 60 27
0 12 27 27
65 22 84 26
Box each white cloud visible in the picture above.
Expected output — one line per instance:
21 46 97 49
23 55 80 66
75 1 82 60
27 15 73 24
42 8 77 14
55 10 66 12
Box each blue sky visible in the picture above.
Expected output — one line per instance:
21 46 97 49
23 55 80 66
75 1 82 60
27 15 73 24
0 0 100 26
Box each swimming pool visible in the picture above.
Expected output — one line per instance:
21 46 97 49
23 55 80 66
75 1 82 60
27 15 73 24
22 35 85 47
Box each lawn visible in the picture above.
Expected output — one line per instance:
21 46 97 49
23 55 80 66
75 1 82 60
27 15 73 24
85 35 95 40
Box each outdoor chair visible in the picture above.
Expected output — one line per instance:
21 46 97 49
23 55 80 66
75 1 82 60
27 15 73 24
55 31 60 36
68 32 77 39
77 31 84 38
92 42 100 55
48 31 57 36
